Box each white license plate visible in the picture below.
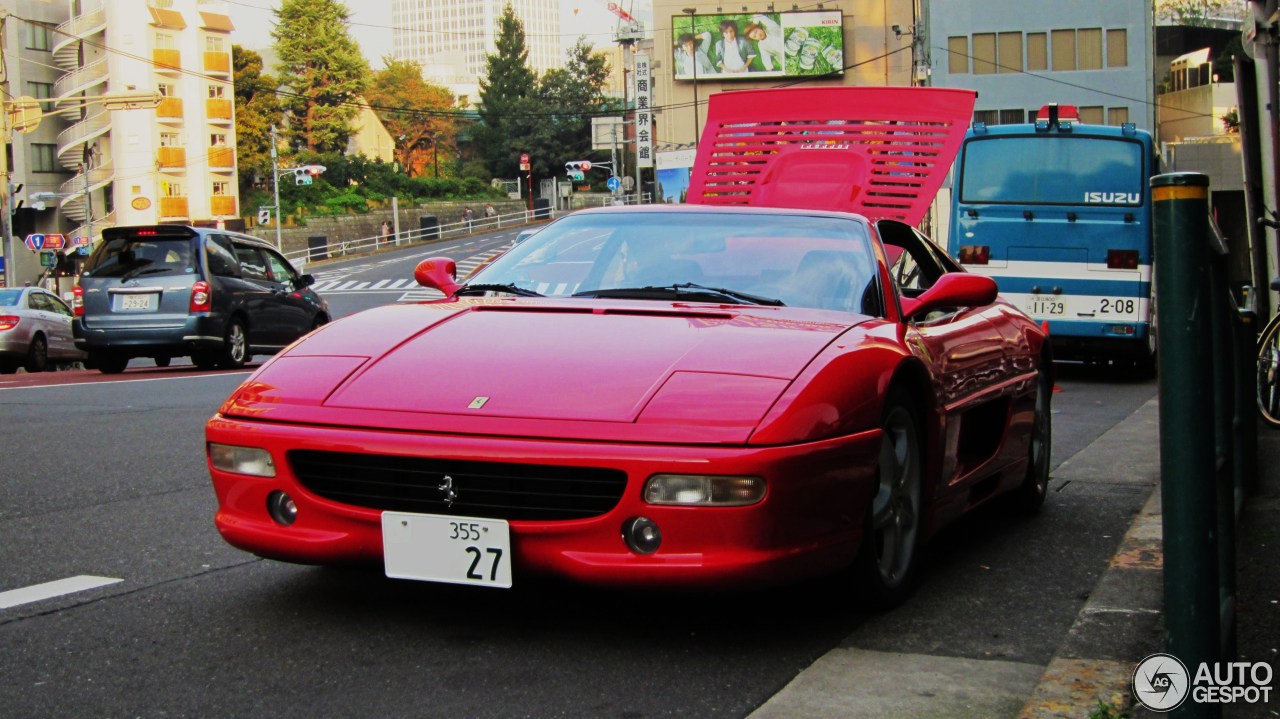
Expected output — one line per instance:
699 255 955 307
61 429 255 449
382 512 512 588
1025 295 1066 317
120 294 153 311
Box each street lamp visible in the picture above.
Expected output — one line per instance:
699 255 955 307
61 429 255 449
682 8 700 144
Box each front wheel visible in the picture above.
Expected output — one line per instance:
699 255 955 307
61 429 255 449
1259 315 1280 429
852 387 924 610
1014 368 1053 512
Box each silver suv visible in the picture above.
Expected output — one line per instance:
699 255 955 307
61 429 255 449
73 225 329 374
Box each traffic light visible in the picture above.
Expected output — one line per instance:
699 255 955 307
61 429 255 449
293 165 326 185
565 160 592 182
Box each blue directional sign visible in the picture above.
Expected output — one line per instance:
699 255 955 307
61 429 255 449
607 176 622 192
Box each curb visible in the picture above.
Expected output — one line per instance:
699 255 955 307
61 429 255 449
1019 487 1164 717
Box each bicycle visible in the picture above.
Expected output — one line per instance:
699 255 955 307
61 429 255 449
1260 277 1280 428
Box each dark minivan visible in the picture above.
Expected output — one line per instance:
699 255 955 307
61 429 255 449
73 225 330 374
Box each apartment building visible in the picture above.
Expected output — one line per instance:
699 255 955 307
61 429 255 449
38 0 239 248
927 2 1156 132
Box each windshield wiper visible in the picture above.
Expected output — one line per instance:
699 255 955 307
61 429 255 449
573 283 785 306
118 262 160 283
454 282 543 297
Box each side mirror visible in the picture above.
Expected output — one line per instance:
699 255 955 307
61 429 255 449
414 257 460 296
900 273 998 319
298 274 315 288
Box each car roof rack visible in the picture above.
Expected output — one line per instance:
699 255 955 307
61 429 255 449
686 86 976 226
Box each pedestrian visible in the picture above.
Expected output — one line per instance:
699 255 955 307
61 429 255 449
463 206 474 232
379 220 391 245
484 203 496 226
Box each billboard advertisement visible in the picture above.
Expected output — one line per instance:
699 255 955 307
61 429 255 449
672 10 844 80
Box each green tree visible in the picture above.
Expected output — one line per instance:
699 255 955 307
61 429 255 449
475 5 539 178
531 39 612 178
1156 0 1226 26
271 0 370 153
232 45 282 198
367 58 458 178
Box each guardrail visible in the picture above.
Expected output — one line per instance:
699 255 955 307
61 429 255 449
281 207 559 268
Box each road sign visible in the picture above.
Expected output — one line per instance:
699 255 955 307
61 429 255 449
520 153 530 163
42 233 66 251
607 177 622 191
520 163 530 171
24 234 45 251
39 251 56 268
258 209 271 225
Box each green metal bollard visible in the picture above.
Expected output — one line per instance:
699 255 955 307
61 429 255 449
1206 242 1236 662
1152 173 1221 719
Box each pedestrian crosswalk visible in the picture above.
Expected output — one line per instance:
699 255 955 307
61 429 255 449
309 246 509 303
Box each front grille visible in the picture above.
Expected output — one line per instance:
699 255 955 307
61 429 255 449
288 450 628 521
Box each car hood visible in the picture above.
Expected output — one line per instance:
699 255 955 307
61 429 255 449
221 299 869 443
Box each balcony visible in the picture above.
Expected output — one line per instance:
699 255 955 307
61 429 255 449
209 147 235 169
204 52 231 75
159 197 190 219
206 99 233 122
153 49 182 73
211 196 238 216
157 147 186 169
156 97 185 121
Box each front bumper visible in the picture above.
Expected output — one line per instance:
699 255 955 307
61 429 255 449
206 415 882 589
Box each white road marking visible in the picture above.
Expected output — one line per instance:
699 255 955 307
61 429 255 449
0 575 123 609
0 371 252 391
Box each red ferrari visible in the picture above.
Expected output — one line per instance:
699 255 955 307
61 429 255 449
206 87 1051 607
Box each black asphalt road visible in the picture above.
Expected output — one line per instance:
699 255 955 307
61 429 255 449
0 240 1159 717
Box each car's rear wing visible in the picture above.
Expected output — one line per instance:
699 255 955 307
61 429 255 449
686 87 977 226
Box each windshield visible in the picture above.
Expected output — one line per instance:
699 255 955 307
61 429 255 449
960 136 1144 206
0 289 20 307
469 211 878 313
83 236 197 278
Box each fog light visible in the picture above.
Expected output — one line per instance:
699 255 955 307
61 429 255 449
622 516 662 554
643 474 765 506
208 443 276 477
267 490 298 526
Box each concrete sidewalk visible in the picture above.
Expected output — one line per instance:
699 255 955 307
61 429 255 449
749 398 1279 718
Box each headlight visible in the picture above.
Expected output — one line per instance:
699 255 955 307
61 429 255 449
643 475 765 506
208 443 276 477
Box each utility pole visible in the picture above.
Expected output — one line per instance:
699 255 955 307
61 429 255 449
1 16 12 288
270 125 282 249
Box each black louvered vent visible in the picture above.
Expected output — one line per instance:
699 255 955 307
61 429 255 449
288 450 628 521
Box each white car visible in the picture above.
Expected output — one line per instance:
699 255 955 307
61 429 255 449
0 286 85 373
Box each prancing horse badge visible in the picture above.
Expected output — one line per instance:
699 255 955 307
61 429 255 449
468 396 489 409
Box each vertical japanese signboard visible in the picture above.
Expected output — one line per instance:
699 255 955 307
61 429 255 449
634 54 653 169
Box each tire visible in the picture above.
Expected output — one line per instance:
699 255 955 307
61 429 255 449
1259 315 1280 429
23 335 48 373
192 351 219 371
95 353 129 375
852 387 924 610
1014 368 1053 513
218 318 248 370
